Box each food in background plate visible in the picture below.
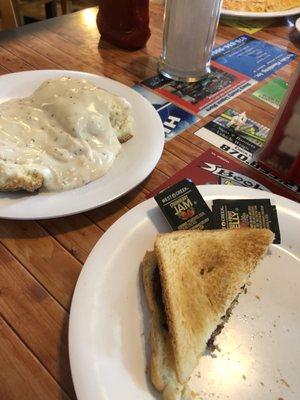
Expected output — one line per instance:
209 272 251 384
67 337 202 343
223 0 300 12
142 228 274 399
0 77 133 192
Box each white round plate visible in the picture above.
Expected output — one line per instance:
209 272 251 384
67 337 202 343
0 70 164 219
69 185 300 400
222 6 300 18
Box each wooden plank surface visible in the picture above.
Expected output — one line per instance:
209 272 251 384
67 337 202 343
0 5 299 399
0 317 71 400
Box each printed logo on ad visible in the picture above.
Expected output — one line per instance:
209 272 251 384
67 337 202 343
200 162 269 191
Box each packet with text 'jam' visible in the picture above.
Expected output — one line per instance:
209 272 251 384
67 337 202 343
212 199 281 244
154 179 213 231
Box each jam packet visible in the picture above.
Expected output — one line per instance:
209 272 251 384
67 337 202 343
154 179 213 231
212 199 281 244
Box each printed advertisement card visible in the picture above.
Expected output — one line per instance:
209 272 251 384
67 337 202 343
142 63 256 117
133 85 199 141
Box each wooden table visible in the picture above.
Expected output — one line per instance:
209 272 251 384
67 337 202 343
0 5 299 400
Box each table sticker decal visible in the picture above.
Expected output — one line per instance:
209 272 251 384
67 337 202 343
141 63 256 117
212 35 296 81
195 108 269 162
252 77 289 109
149 149 300 202
220 17 275 34
133 84 199 141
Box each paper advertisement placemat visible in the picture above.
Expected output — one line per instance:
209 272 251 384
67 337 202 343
149 149 300 202
142 63 256 117
220 17 275 34
212 35 296 81
252 78 289 109
195 108 269 162
133 85 199 141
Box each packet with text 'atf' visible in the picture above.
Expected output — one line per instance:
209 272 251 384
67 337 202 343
212 199 281 244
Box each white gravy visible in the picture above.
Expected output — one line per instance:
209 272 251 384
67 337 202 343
0 77 133 191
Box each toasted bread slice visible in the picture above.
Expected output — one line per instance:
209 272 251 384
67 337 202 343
155 228 274 384
142 251 193 400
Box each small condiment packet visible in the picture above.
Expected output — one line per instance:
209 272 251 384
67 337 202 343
154 179 213 231
212 199 281 244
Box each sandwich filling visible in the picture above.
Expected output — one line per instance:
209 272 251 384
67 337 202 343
206 295 240 352
153 266 169 332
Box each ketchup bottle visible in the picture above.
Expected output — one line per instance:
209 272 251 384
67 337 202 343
97 0 151 50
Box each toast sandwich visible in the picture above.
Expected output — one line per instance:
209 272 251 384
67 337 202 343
142 228 274 399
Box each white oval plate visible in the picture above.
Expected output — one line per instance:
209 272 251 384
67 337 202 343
0 70 164 219
69 185 300 400
222 6 300 18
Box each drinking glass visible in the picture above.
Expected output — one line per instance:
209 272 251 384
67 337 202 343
159 0 223 82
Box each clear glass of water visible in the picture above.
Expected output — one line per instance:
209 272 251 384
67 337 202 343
159 0 223 82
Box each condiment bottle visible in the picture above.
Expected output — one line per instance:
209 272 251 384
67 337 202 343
97 0 151 50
